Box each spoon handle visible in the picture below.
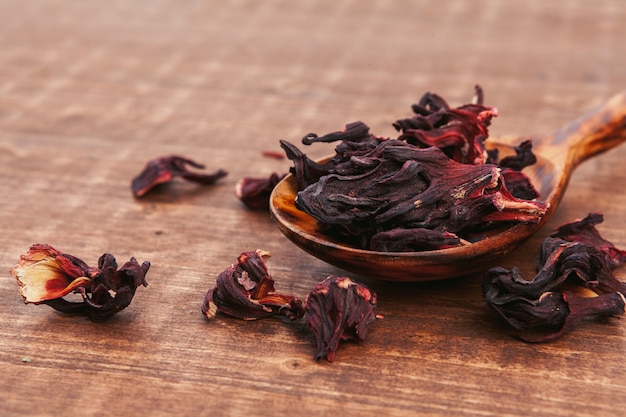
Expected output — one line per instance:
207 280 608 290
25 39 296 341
543 90 626 170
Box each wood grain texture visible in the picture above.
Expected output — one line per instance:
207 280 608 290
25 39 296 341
1 1 625 416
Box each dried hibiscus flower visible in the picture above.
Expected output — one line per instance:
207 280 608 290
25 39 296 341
482 213 626 342
550 212 626 269
11 244 150 321
131 155 227 197
235 173 285 210
280 86 546 251
305 276 381 362
201 250 304 320
393 85 498 165
201 252 380 362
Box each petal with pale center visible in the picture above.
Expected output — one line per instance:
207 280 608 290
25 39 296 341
11 244 93 303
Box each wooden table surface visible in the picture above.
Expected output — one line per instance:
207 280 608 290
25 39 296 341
1 1 625 416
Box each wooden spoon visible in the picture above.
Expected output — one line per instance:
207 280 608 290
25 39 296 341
269 91 626 281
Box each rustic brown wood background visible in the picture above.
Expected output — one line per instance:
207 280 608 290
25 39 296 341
1 1 625 416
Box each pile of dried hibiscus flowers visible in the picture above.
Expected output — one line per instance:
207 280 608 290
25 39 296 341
277 85 548 252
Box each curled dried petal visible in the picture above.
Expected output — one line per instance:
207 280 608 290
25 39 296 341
280 140 334 190
131 155 227 197
483 285 625 342
202 250 304 321
302 121 373 145
498 140 537 171
370 228 460 252
11 244 96 303
304 276 380 362
483 215 626 341
235 173 285 210
550 212 626 268
11 244 150 321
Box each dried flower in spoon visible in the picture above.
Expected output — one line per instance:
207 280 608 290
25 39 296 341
131 155 227 197
482 213 626 342
11 244 150 321
280 86 547 251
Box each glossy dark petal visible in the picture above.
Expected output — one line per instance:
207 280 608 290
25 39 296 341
280 140 335 190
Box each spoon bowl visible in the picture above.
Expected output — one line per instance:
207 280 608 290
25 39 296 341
270 91 626 281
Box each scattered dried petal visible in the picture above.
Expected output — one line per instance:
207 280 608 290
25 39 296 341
483 214 626 341
131 155 227 197
11 244 149 321
235 173 285 210
201 250 304 321
262 150 286 160
304 276 380 362
483 285 625 342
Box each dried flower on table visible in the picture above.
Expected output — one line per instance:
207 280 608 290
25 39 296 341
201 252 380 362
305 276 381 362
202 250 304 320
550 212 626 268
280 86 546 251
482 213 626 342
261 150 286 160
131 155 227 197
11 244 150 321
235 172 286 210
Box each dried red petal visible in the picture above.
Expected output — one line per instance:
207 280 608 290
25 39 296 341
202 250 304 321
551 212 626 268
261 150 286 160
370 228 460 252
11 244 150 321
131 155 227 197
235 173 285 210
11 244 96 303
483 215 626 341
302 121 373 145
304 276 380 362
498 140 537 171
483 287 625 342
